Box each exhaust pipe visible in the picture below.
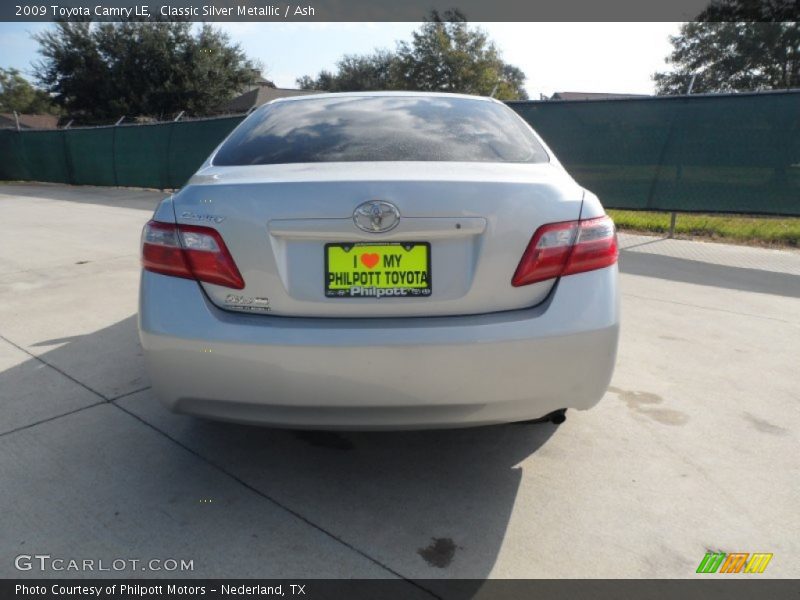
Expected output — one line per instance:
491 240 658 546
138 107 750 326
517 408 567 426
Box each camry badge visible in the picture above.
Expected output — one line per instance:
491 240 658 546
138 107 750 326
353 201 400 233
181 211 225 224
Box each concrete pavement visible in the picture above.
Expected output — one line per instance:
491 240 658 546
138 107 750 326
0 183 798 585
618 231 800 276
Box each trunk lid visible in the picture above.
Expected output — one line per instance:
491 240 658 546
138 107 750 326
171 161 584 318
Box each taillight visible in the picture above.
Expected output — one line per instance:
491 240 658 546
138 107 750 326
511 215 618 287
562 216 619 276
141 220 245 289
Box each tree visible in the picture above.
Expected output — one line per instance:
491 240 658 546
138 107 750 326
393 11 527 99
297 11 528 100
698 0 798 21
297 50 397 93
653 9 800 94
33 21 260 123
0 68 57 114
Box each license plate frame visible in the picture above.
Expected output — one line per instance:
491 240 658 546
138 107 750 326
324 241 432 299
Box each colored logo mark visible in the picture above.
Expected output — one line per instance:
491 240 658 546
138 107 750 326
696 552 773 574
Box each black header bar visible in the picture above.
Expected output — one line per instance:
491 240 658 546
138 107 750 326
4 0 799 22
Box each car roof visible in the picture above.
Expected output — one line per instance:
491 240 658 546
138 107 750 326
268 90 502 105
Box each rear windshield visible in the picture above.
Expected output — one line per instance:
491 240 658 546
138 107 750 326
212 95 549 165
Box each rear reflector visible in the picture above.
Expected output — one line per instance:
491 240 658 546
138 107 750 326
511 215 618 287
141 220 245 289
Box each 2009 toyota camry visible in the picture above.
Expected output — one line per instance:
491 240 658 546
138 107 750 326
138 92 619 429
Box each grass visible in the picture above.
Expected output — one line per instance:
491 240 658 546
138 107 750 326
607 210 800 248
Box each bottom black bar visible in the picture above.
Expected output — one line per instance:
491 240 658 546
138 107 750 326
3 579 799 600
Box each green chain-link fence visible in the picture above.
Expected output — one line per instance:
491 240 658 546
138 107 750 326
0 115 244 190
509 90 800 217
1 91 798 216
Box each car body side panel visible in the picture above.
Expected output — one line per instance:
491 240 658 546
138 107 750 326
152 195 176 223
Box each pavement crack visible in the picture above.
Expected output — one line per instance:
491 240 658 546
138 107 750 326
108 385 152 402
0 334 109 401
0 401 106 438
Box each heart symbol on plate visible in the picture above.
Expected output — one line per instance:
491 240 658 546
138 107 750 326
360 253 380 269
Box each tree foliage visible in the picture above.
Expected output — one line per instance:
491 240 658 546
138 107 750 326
297 11 528 100
654 6 800 95
33 21 259 123
697 0 798 21
0 68 57 114
297 50 397 93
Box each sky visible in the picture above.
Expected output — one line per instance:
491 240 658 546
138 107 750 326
0 22 681 98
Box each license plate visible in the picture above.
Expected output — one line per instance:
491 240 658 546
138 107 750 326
325 242 431 299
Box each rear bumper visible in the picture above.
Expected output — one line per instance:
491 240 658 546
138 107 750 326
138 266 619 429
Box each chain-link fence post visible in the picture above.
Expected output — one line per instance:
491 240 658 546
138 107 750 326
668 212 677 238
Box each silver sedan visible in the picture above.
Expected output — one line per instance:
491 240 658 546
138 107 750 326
138 92 619 429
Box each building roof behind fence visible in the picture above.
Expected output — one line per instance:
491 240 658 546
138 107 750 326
0 113 60 130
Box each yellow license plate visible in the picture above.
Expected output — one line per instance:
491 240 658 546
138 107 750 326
325 242 431 298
